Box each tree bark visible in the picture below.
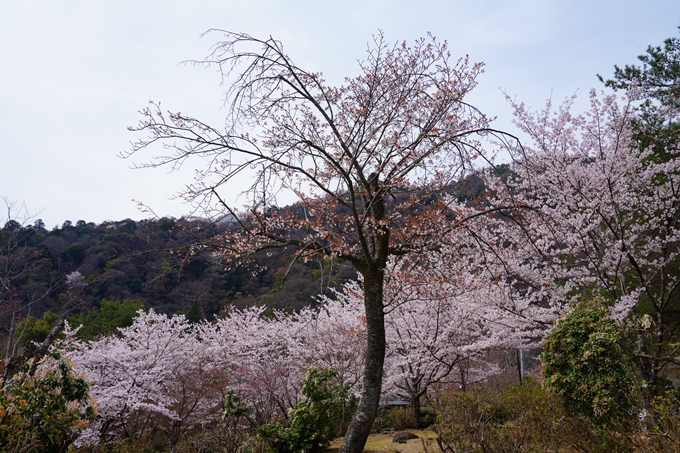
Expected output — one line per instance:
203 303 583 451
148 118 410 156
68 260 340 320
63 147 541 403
339 266 385 453
410 392 422 428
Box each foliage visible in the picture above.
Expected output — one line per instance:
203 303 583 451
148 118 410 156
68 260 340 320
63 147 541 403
388 406 419 431
65 243 87 264
641 391 680 451
418 408 436 428
432 380 558 453
600 27 679 159
68 299 145 340
0 211 356 346
12 311 62 348
0 353 95 453
258 367 354 453
432 379 630 453
173 425 248 453
541 299 639 426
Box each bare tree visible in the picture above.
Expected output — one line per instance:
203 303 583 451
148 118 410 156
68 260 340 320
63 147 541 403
0 199 84 382
0 199 51 381
125 31 516 452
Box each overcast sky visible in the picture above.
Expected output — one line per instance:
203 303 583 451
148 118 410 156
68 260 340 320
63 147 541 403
1 1 678 228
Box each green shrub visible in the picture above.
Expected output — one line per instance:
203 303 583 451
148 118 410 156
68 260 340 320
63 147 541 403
432 380 631 453
11 311 61 349
541 299 639 426
388 406 418 430
0 353 95 453
418 408 436 428
68 299 144 340
258 367 354 453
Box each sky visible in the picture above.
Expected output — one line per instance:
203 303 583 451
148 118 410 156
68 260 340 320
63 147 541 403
1 0 679 228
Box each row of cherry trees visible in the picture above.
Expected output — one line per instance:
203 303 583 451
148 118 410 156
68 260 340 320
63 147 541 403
61 249 532 448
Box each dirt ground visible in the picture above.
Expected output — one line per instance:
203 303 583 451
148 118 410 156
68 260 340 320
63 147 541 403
325 430 441 453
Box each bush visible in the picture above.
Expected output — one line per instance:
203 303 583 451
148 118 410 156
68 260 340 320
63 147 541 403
611 391 680 452
68 299 144 340
432 380 558 453
0 353 95 453
542 299 639 426
419 408 436 428
432 379 631 453
10 311 61 349
257 367 353 453
389 406 418 430
371 405 435 432
173 424 247 453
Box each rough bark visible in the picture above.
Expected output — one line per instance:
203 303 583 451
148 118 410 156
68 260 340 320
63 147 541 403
410 393 422 428
340 266 385 453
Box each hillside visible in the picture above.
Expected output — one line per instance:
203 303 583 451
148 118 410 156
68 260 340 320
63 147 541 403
0 214 358 330
0 167 493 328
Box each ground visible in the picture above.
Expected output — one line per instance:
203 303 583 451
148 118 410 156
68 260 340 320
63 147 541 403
326 430 441 453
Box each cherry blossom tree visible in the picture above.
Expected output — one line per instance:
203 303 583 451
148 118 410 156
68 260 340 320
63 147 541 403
298 289 367 393
330 244 551 427
65 302 363 448
125 30 520 452
202 306 302 426
63 310 222 447
201 298 367 432
506 89 680 408
383 272 492 424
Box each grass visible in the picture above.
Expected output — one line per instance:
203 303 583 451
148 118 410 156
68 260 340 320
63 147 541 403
325 430 441 453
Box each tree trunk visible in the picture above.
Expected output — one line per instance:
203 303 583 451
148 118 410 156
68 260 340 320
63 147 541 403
340 267 385 453
636 327 654 416
410 393 422 428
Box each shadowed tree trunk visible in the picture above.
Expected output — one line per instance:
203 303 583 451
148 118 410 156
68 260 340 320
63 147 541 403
341 265 385 452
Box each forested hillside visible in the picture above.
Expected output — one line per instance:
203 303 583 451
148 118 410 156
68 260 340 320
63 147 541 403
0 213 359 324
1 169 488 328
